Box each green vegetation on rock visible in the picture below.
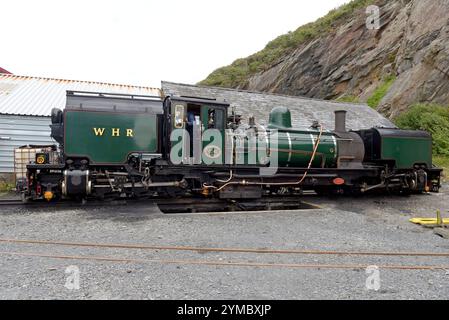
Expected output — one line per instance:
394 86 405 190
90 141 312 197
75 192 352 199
433 155 449 175
395 104 449 156
367 75 396 108
336 95 360 103
200 0 375 88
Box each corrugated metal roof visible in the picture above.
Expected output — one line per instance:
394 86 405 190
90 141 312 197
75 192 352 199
161 81 396 131
0 74 162 116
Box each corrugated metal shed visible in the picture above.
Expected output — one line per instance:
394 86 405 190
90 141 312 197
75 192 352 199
161 81 395 130
0 74 162 116
0 74 163 176
0 115 53 173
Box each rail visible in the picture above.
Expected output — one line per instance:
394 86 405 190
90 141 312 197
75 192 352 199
1 237 449 271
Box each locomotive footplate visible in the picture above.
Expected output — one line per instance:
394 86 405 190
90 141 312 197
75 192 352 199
153 164 383 198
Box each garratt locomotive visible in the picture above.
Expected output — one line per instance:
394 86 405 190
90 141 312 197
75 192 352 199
22 91 442 201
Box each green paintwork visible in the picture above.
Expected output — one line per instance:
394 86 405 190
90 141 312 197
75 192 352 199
235 129 337 168
170 103 226 165
265 108 336 167
201 106 226 164
275 130 337 168
268 107 292 129
64 111 158 164
381 137 432 169
200 106 209 130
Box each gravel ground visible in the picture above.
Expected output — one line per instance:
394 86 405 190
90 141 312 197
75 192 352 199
1 186 449 300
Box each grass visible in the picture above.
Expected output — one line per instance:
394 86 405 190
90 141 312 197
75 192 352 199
433 155 449 181
199 0 375 88
0 182 14 193
367 75 396 108
395 103 449 156
336 95 360 103
394 103 449 181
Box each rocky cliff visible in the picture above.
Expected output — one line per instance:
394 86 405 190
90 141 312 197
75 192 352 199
201 0 449 119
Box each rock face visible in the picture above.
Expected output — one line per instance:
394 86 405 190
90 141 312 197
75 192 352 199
206 0 449 119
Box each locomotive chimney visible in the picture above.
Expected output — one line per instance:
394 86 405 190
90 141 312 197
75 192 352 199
334 110 347 132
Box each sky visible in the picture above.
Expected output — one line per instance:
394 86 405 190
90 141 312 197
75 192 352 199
2 0 350 88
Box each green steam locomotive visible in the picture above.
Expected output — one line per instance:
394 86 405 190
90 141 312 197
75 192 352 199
22 91 442 201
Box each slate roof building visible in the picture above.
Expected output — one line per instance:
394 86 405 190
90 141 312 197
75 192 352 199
161 81 395 130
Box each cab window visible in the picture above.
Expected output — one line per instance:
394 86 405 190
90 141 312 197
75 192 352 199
206 108 225 130
174 104 185 128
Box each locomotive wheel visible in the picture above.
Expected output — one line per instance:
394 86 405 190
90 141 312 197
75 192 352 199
157 187 187 198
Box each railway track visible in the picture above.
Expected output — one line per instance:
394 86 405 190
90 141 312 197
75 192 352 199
1 237 449 271
0 198 130 207
0 196 320 213
0 199 24 206
2 197 447 271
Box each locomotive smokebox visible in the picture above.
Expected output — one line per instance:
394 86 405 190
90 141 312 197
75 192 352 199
334 110 347 132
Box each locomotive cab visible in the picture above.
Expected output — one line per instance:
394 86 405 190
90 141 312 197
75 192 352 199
163 96 229 166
